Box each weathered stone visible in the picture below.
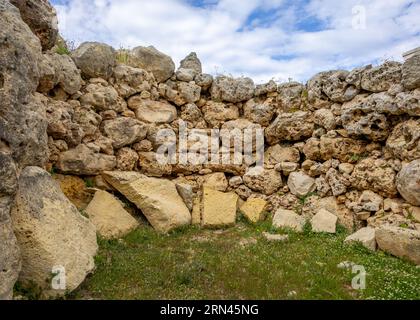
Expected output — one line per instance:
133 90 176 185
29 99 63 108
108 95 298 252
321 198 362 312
129 46 175 83
103 171 191 233
71 42 116 79
53 174 92 210
395 89 420 116
11 167 97 296
326 168 348 196
116 148 139 171
80 83 126 112
402 54 420 90
111 65 155 98
211 76 255 103
255 80 277 96
311 208 337 233
102 117 148 149
10 0 58 51
361 62 402 93
180 52 202 74
176 68 196 82
345 227 377 251
130 99 177 124
277 82 306 111
243 168 283 195
202 101 239 128
376 225 420 265
351 158 398 198
287 172 316 198
195 73 213 90
138 152 172 177
397 160 420 206
314 109 336 130
265 112 314 145
386 119 420 162
57 144 116 175
201 187 238 228
272 209 306 232
38 53 82 95
243 98 275 127
358 191 383 212
240 198 267 223
265 145 300 165
85 190 139 239
201 173 229 192
175 182 194 211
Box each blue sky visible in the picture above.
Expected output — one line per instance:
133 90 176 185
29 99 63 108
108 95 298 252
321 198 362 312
51 0 420 83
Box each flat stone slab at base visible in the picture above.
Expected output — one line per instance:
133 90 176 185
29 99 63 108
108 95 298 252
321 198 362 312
103 171 191 233
240 198 268 223
85 190 139 239
273 209 306 232
201 187 239 228
311 209 338 234
376 225 420 265
344 227 377 251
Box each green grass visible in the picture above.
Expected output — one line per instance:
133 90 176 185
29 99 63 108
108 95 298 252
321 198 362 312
68 221 420 300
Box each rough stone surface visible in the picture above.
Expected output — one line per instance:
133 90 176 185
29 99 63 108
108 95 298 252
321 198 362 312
57 144 116 175
345 227 377 251
288 172 316 198
311 208 338 233
272 209 306 232
132 99 177 124
397 160 420 206
11 167 98 296
402 54 420 90
263 233 289 242
201 187 238 228
266 112 314 145
376 225 420 265
71 42 116 80
211 76 255 103
129 46 175 83
240 198 267 223
10 0 58 51
386 119 420 162
243 168 283 196
102 117 148 148
85 190 139 239
103 171 191 233
361 62 402 93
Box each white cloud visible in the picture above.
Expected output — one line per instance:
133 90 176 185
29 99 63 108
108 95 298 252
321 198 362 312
54 0 420 83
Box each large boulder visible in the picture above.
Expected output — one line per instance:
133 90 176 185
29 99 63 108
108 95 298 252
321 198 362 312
57 144 116 175
129 46 175 83
0 213 21 300
71 42 116 79
38 53 82 95
211 76 255 103
243 168 283 196
102 171 191 233
201 187 238 228
243 98 276 127
111 65 155 98
10 0 58 51
129 99 177 124
376 226 420 265
0 3 47 299
351 158 398 198
179 52 202 74
101 117 148 149
202 101 240 128
265 112 314 145
11 167 98 296
402 54 420 90
85 190 139 239
80 82 126 112
397 160 420 206
277 82 306 111
386 119 420 162
361 61 402 93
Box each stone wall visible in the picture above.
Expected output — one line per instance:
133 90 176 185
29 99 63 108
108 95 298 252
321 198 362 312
1 0 419 299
